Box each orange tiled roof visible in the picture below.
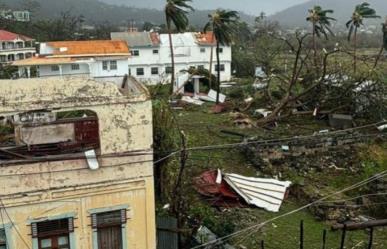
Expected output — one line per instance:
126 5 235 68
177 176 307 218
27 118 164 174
12 57 76 66
195 31 216 45
0 30 34 41
47 40 130 57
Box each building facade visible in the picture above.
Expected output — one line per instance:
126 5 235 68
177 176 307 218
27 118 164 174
0 10 31 22
13 40 130 79
0 30 35 63
0 77 156 249
111 31 232 84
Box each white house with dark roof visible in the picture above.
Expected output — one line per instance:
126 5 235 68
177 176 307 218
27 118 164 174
111 31 232 84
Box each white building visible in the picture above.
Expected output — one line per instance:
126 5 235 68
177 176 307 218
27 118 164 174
13 40 130 79
0 10 31 22
0 30 36 63
111 31 232 84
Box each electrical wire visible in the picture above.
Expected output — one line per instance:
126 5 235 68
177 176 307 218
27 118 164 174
190 170 387 249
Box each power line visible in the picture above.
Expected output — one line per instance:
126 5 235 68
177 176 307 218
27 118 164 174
191 170 387 249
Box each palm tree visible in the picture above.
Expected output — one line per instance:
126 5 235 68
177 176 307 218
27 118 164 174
164 0 194 93
346 2 380 73
306 6 336 68
204 9 239 104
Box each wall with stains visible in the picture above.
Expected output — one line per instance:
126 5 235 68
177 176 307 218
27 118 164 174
0 77 156 249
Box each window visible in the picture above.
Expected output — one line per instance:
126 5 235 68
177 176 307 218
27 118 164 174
165 66 173 74
200 48 206 53
31 218 74 249
71 64 80 71
110 61 117 70
102 61 108 70
217 47 224 53
215 64 225 72
136 68 144 76
152 49 159 54
51 65 59 72
102 61 117 71
198 65 205 70
0 229 6 249
91 210 127 249
151 67 159 75
131 50 139 56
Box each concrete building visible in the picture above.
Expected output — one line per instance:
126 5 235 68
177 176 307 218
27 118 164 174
111 31 232 84
0 76 156 249
13 40 130 79
0 30 35 63
0 10 31 22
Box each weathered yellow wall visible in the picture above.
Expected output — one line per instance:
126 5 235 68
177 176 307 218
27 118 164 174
0 78 156 249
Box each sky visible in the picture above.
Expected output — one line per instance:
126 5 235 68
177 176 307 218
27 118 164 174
111 0 310 15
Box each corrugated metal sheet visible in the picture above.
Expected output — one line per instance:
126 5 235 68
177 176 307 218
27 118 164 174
224 173 291 212
157 217 178 249
111 32 153 47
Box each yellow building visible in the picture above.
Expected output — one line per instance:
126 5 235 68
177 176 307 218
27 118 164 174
0 76 156 249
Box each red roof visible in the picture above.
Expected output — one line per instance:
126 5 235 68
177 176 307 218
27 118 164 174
195 31 216 45
0 30 33 41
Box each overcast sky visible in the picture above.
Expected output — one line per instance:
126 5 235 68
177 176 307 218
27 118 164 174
114 0 310 15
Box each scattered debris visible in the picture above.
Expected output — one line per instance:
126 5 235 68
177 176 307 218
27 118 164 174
181 96 204 106
193 170 291 212
254 109 272 118
194 226 235 249
200 89 226 103
85 149 99 170
223 172 291 212
233 118 254 129
377 124 387 131
328 114 354 130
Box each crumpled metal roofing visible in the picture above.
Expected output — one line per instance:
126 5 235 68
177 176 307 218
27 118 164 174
111 32 157 47
223 173 291 212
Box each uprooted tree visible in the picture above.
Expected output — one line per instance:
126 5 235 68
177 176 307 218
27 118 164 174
255 30 387 126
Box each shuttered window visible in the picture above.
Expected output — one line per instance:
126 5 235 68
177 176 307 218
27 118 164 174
91 210 126 249
31 218 74 249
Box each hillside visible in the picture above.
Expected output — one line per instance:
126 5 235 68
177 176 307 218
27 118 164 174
1 0 255 27
270 0 387 28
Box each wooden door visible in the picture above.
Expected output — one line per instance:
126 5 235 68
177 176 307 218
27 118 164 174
97 225 122 249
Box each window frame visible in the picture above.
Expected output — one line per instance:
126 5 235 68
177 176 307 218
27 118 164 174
136 68 144 76
88 205 129 249
51 65 59 72
109 60 117 70
165 66 173 74
152 49 159 54
200 48 206 53
71 64 80 71
215 64 225 72
151 67 159 75
131 50 140 56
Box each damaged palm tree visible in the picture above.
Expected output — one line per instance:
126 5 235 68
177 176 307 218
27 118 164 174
204 9 239 104
346 2 380 73
306 6 336 69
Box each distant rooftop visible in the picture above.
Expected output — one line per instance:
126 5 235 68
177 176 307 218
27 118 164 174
111 32 160 47
41 40 130 57
0 29 34 41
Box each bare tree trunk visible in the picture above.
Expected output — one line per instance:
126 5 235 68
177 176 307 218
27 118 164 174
313 23 317 70
216 41 221 104
167 21 175 94
354 27 358 74
208 32 215 89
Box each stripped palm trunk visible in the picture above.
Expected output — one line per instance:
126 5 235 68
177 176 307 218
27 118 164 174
216 41 221 104
167 20 175 94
